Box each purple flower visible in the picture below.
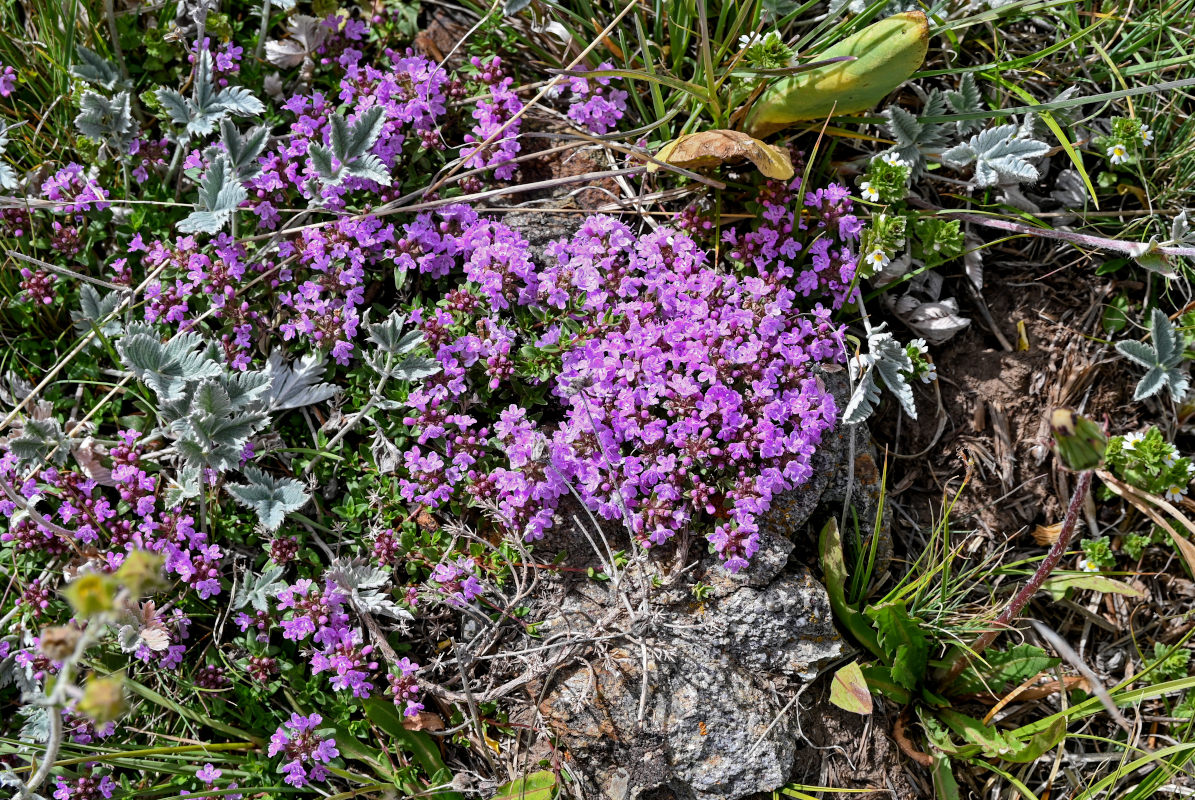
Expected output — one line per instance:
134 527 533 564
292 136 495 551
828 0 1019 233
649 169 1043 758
268 712 339 787
196 763 221 784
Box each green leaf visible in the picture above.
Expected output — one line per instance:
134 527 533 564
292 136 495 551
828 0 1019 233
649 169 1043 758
494 771 557 800
867 602 927 692
1001 717 1067 764
859 664 912 705
829 661 873 715
817 519 882 658
1043 573 1146 602
329 724 394 781
937 709 1023 759
950 644 1062 695
363 698 463 800
931 754 960 800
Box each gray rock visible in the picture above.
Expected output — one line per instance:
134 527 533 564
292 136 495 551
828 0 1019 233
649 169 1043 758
533 372 891 800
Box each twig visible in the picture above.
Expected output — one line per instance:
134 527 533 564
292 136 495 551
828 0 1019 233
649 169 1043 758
939 469 1093 686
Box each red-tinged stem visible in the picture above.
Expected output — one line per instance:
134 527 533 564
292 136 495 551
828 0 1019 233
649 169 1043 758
940 469 1093 687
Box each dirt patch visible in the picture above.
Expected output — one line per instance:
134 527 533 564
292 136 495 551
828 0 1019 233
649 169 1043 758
875 249 1136 538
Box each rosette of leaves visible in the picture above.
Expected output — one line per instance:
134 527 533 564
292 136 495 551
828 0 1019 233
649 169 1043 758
115 328 331 517
307 106 391 189
363 311 441 385
157 49 264 140
226 466 309 531
1115 308 1190 402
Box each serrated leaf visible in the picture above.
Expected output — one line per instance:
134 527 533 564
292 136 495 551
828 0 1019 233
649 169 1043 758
220 119 268 179
343 152 392 186
950 644 1062 694
191 379 233 417
215 86 265 117
829 661 873 715
868 602 927 692
347 106 387 161
843 369 881 425
234 564 287 611
308 142 338 181
70 44 121 89
156 88 193 127
71 284 124 341
330 113 351 163
75 90 136 149
117 331 223 401
179 154 247 235
264 352 339 411
226 466 309 531
0 163 16 191
945 124 1050 188
1114 339 1160 369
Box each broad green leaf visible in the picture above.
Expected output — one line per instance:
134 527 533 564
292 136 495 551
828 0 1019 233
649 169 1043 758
1001 717 1066 764
937 709 1023 759
745 12 930 136
363 698 463 800
859 664 911 705
829 661 873 715
867 602 927 692
494 771 557 800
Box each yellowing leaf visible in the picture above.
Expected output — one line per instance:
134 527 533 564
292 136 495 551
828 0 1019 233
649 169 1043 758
647 130 794 179
1044 573 1146 601
829 661 873 715
494 771 557 800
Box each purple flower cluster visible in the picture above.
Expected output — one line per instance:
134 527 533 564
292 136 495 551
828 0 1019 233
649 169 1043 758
268 712 340 787
52 770 115 800
561 62 628 135
274 579 384 697
392 177 856 570
387 657 424 717
429 557 485 607
461 56 523 180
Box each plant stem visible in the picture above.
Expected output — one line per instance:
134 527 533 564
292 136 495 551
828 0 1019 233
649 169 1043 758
254 0 272 62
939 469 1093 687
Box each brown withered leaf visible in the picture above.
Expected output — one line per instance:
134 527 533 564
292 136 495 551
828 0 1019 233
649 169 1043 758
647 130 794 180
402 711 446 732
1032 522 1062 545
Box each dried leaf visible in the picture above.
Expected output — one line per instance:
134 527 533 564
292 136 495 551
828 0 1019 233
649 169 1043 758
648 130 794 180
892 295 971 345
1031 522 1062 545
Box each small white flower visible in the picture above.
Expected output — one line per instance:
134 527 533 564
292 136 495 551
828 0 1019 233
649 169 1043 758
1077 557 1101 574
907 338 928 355
1187 461 1195 478
859 181 880 202
1165 485 1188 502
920 362 937 384
1108 144 1129 165
1122 431 1145 450
1164 445 1180 468
863 248 890 270
880 152 909 168
1139 124 1154 145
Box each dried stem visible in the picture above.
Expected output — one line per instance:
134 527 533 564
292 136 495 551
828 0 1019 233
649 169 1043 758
939 469 1093 687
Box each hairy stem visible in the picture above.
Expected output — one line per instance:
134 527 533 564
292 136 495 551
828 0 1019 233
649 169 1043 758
939 469 1093 687
254 0 271 62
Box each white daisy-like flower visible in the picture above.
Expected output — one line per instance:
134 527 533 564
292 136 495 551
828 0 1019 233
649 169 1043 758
920 362 937 384
880 152 909 168
1122 431 1145 450
1139 124 1153 145
908 338 929 355
1164 445 1180 468
1077 557 1101 574
859 181 880 202
1108 144 1129 165
1187 461 1195 478
863 248 890 270
1165 484 1188 502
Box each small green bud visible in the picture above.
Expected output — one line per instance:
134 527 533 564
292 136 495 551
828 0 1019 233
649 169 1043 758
1050 408 1106 471
115 550 165 597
